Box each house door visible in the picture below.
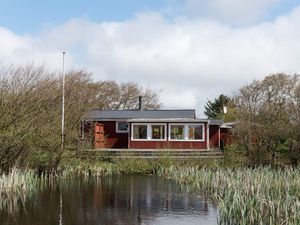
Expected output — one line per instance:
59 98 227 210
94 123 105 149
209 125 220 149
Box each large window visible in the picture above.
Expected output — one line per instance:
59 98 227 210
188 125 203 140
151 125 165 140
133 125 147 139
169 123 204 141
131 123 204 141
116 122 129 133
170 125 185 140
131 123 166 141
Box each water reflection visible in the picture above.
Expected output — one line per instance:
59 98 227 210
0 175 218 225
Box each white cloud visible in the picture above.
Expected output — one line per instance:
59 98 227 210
160 88 197 109
183 0 283 25
1 7 300 116
0 27 67 70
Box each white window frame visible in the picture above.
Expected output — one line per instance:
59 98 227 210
150 124 167 141
116 121 129 133
169 123 205 142
131 123 148 140
169 123 186 141
131 123 167 141
187 124 205 141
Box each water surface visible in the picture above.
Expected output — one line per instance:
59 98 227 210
0 175 218 225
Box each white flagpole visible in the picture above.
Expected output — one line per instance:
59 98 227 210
61 51 66 153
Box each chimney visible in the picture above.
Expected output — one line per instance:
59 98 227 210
138 96 143 111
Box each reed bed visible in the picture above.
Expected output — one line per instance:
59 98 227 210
56 162 119 177
156 166 300 225
0 167 38 195
59 158 160 177
0 168 38 213
0 163 119 213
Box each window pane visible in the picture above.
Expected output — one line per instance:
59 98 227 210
170 125 184 140
151 125 165 139
133 125 147 139
188 125 203 140
117 122 128 132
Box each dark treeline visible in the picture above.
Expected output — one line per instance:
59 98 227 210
0 65 161 171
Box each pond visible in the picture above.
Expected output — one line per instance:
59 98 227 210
0 175 218 225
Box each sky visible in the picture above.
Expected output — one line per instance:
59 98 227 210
1 0 300 116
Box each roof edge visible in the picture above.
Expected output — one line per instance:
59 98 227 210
89 109 196 112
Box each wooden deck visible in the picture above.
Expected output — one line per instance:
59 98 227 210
78 148 224 159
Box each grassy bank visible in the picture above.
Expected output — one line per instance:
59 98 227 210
57 156 225 176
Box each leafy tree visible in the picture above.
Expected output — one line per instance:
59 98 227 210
204 94 233 119
234 73 299 165
285 79 300 165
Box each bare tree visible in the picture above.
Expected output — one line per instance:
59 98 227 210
0 66 52 170
90 81 161 110
29 70 95 169
0 65 162 171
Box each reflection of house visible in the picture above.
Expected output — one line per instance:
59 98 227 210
82 98 230 149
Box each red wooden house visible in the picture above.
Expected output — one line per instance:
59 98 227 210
82 107 231 150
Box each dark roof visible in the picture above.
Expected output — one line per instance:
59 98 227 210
85 109 196 120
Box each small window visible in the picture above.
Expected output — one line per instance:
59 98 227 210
133 125 147 139
116 122 128 133
170 125 185 140
188 125 203 140
151 125 165 139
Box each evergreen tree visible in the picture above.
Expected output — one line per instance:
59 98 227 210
204 94 232 119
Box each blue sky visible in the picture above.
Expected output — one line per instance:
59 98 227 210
0 0 179 33
1 0 300 34
1 0 300 113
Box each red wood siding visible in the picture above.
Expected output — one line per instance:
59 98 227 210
98 121 128 148
209 125 219 149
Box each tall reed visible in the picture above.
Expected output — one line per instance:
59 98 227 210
156 166 300 225
0 167 38 213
